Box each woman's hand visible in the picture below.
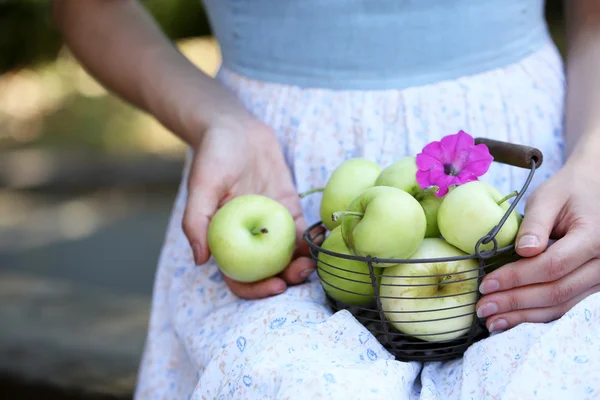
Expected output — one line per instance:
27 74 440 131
182 117 321 299
50 0 321 300
475 0 600 333
476 156 600 332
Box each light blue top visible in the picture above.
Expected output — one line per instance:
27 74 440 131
201 0 551 90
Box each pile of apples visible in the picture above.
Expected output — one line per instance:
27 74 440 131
315 156 522 342
206 137 522 343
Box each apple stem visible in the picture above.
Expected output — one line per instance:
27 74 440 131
298 187 325 198
497 191 519 206
331 211 364 222
251 227 269 235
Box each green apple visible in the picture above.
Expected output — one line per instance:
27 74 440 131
380 238 480 342
437 181 521 254
375 156 443 238
418 193 443 238
207 194 296 283
319 158 381 231
334 186 426 264
317 226 382 306
374 156 420 196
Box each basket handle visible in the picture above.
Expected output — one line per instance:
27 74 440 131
475 138 543 169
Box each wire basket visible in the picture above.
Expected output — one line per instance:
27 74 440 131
303 138 543 362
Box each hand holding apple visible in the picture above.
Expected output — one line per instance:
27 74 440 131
207 194 297 283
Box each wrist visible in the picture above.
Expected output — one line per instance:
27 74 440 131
138 44 257 148
187 105 263 147
565 129 600 167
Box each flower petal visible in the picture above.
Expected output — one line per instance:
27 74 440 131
440 130 475 168
424 168 461 197
463 143 494 176
419 141 447 165
416 152 443 172
416 130 493 195
456 169 480 185
436 185 450 197
416 169 433 189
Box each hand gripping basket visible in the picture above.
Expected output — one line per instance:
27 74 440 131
303 138 543 362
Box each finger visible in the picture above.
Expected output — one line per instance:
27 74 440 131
476 258 600 318
514 187 566 258
182 156 224 266
279 223 326 285
223 274 287 299
273 189 311 253
484 283 600 332
278 256 317 285
480 227 595 294
294 223 326 259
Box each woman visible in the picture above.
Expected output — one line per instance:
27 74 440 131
52 0 600 398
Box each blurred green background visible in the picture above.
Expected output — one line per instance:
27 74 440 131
0 1 568 398
0 0 215 158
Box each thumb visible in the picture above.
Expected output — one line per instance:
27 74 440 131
515 187 564 258
182 157 223 266
182 186 220 265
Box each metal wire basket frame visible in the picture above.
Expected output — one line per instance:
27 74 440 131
303 138 543 362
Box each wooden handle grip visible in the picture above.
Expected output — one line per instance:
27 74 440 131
475 138 543 169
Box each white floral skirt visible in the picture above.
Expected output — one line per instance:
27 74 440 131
134 40 600 399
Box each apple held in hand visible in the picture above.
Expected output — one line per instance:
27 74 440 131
207 194 296 283
380 238 480 342
375 156 443 238
437 181 521 254
317 226 382 306
319 158 381 231
334 186 426 264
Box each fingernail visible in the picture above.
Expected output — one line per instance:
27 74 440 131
479 279 500 294
476 302 498 318
192 243 202 265
273 282 287 295
489 319 508 332
300 268 315 278
517 235 539 249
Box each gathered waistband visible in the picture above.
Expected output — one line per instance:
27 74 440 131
204 0 551 90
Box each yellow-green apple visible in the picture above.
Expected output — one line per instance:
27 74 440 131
380 238 480 342
333 186 426 264
374 156 421 196
319 158 381 231
375 156 443 238
317 226 382 306
207 194 296 283
437 181 521 254
418 193 444 238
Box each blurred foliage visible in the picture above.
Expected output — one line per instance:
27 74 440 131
0 0 212 74
0 36 220 156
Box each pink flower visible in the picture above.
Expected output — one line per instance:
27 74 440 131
416 130 493 197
